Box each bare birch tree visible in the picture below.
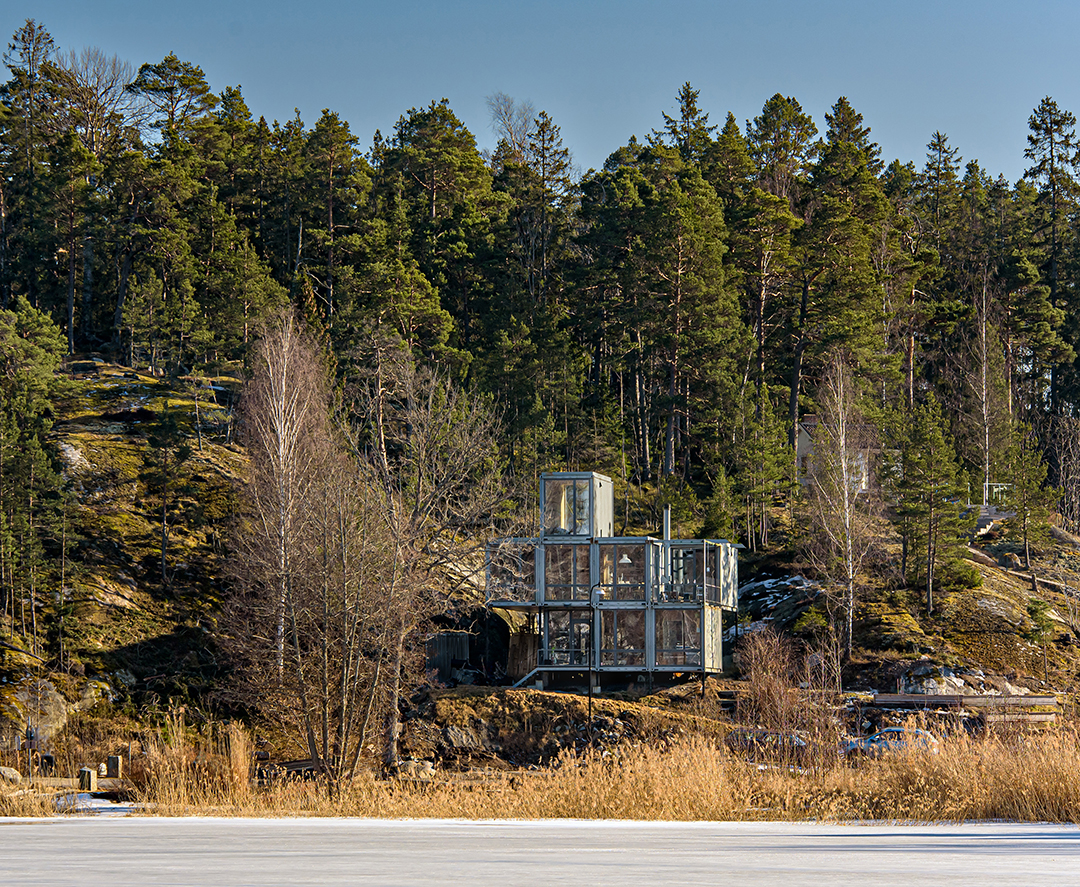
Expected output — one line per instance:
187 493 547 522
239 312 326 680
228 315 403 787
486 91 535 161
804 353 878 660
229 325 514 780
51 47 146 156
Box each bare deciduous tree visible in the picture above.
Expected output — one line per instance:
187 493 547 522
228 315 399 787
804 354 878 660
50 47 145 156
229 324 515 781
349 340 513 769
486 91 535 162
237 313 328 679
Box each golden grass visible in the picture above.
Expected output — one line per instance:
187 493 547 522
8 705 1080 823
121 725 1080 823
0 789 65 817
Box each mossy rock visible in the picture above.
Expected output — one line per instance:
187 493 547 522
857 602 930 653
936 586 1032 672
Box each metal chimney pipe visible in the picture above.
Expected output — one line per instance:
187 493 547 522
663 504 671 541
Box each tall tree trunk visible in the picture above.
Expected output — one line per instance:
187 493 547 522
112 248 132 351
382 620 405 771
788 278 809 482
81 235 94 343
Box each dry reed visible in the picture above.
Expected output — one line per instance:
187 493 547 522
123 725 1080 823
9 698 1080 823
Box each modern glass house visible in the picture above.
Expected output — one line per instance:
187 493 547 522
486 472 738 689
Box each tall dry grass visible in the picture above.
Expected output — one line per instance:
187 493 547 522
132 710 253 811
9 693 1080 822
127 724 1080 823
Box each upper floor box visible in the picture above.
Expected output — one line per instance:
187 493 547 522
541 472 614 538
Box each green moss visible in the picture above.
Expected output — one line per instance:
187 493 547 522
858 602 930 653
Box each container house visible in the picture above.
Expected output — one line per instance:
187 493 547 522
486 472 738 689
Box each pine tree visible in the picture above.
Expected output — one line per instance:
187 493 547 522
746 93 819 207
1 20 60 311
142 410 193 584
0 295 66 650
789 99 890 482
887 395 975 613
653 82 716 164
126 52 217 131
1003 422 1057 570
1023 97 1079 414
377 99 496 353
703 112 755 206
300 109 371 332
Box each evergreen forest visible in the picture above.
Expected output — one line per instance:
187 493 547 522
4 17 1080 662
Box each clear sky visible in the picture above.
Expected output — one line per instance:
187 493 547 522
5 1 1078 183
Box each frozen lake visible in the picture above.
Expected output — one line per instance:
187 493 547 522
1 817 1078 885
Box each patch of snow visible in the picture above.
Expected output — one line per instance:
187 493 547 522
725 619 771 642
57 442 90 474
55 792 139 816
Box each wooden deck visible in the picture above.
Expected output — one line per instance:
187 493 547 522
861 693 1061 724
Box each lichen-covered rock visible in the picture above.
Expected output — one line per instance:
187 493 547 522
442 724 484 750
75 680 113 712
13 679 68 744
398 759 435 780
0 765 21 785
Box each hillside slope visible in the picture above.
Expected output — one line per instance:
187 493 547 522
2 362 243 734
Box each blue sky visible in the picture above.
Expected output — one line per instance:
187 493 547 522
6 1 1078 182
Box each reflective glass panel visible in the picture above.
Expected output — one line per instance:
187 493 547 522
544 544 590 601
655 610 702 666
600 610 646 666
546 609 591 665
598 543 645 600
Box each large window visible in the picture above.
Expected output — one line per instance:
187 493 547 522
655 610 701 666
667 545 701 602
703 544 721 603
598 543 646 601
542 478 591 535
600 610 646 666
544 543 590 601
546 609 591 665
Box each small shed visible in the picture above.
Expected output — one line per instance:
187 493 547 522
425 631 471 684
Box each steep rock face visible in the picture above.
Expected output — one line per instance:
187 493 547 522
1 364 248 761
31 364 244 701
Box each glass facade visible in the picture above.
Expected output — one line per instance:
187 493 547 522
542 477 592 535
667 545 701 602
655 609 702 666
543 543 590 601
545 609 592 665
598 542 647 601
600 609 646 666
485 472 737 677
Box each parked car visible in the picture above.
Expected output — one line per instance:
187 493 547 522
841 727 940 759
725 728 812 766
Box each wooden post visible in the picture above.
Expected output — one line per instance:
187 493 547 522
78 767 97 791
